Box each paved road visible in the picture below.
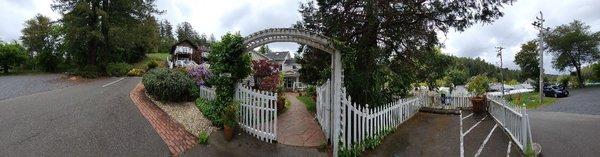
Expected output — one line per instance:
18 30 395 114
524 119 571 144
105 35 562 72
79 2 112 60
530 87 600 157
0 77 169 156
0 74 75 101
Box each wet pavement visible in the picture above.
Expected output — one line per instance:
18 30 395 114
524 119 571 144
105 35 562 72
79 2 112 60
461 111 521 157
363 111 522 157
0 77 169 156
181 130 327 157
363 112 460 157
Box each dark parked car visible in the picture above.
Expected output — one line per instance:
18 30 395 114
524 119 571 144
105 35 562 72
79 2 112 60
543 85 569 98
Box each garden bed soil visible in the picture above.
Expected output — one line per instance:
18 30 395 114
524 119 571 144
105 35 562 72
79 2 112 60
146 93 217 137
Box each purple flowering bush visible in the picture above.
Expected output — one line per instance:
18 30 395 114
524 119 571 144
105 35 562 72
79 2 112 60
188 64 212 87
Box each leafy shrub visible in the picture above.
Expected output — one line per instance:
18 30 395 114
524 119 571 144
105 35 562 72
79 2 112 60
74 65 101 78
0 42 27 73
36 51 61 72
188 64 212 86
466 75 490 97
142 69 197 102
127 68 145 76
175 67 188 74
222 101 239 127
106 62 133 76
198 131 209 145
195 98 222 126
558 75 570 87
147 60 159 69
305 85 316 97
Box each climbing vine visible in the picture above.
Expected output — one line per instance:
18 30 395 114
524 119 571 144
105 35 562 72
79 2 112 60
208 33 252 121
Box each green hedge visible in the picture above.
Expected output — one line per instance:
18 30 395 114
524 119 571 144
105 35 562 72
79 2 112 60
142 68 197 102
106 62 133 76
195 98 222 126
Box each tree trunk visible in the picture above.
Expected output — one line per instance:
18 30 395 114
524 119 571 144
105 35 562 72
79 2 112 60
575 65 585 88
86 1 100 66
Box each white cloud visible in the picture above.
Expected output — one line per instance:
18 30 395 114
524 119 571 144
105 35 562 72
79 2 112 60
0 0 59 42
442 0 600 74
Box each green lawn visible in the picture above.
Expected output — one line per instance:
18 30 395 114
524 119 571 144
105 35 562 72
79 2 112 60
507 92 557 109
297 95 316 113
134 53 171 70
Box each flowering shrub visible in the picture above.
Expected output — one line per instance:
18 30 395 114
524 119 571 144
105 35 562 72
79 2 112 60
252 59 281 92
259 75 280 91
188 64 212 86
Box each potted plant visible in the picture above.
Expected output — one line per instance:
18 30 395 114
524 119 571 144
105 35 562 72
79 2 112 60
466 75 490 114
222 101 239 141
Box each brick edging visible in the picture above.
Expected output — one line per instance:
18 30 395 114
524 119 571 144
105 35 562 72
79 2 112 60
129 83 197 156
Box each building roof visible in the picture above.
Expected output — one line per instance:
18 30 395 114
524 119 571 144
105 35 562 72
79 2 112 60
265 51 290 61
284 58 297 65
170 40 199 53
249 51 271 60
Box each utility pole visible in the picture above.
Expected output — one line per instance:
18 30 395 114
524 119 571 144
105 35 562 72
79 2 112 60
533 11 549 104
496 46 505 97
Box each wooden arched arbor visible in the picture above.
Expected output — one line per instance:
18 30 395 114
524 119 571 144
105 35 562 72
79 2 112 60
243 28 343 155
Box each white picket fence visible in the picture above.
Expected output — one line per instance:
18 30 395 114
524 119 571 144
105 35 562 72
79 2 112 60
316 79 332 139
487 95 533 152
235 84 278 143
199 86 216 101
338 87 422 151
197 84 278 143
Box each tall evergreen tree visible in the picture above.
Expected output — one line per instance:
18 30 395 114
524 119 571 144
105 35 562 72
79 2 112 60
176 22 204 45
158 20 176 53
52 0 161 66
298 0 513 105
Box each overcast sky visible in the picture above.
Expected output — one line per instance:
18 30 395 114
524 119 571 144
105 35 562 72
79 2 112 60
1 0 599 74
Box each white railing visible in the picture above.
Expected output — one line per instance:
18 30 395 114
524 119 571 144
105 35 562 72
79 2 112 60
316 79 332 139
487 95 532 152
338 87 422 151
235 84 278 143
417 91 473 109
198 86 216 101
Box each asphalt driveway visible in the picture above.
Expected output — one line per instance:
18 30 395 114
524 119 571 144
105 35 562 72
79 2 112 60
530 87 600 157
0 77 169 156
536 87 600 115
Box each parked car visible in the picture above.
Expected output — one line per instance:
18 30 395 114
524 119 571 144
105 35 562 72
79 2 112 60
543 85 569 98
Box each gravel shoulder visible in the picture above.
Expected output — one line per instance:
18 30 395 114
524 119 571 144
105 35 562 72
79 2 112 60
147 93 217 137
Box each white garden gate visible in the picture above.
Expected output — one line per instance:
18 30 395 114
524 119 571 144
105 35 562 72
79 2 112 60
235 84 278 143
316 79 332 139
198 85 278 143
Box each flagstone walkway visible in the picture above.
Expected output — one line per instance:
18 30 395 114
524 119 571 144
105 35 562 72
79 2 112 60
277 93 326 147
